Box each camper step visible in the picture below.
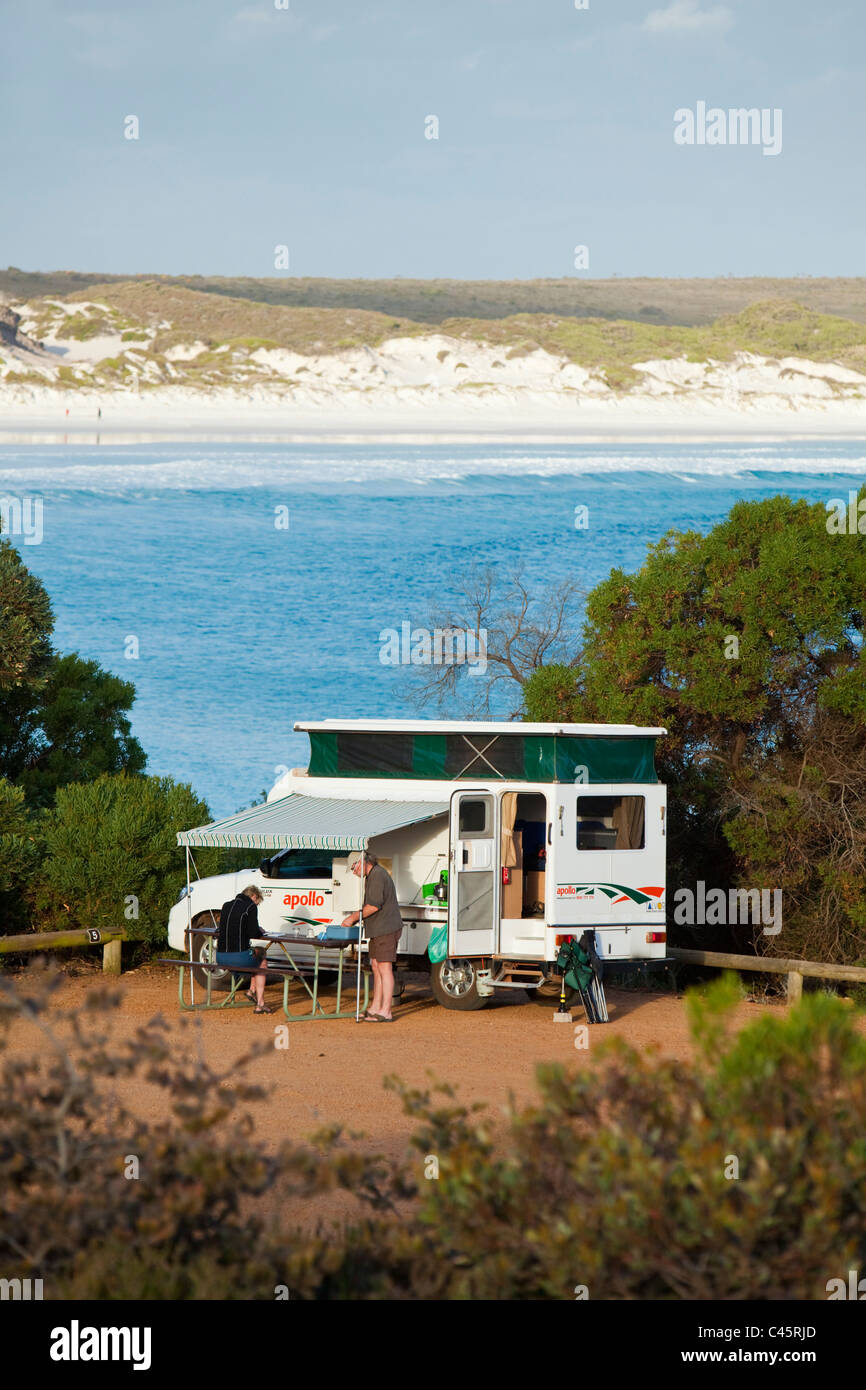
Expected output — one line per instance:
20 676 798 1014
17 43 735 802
488 963 546 988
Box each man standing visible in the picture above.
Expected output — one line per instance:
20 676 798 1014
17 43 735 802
342 852 402 1021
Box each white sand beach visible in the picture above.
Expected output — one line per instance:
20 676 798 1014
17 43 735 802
1 304 866 444
3 321 866 444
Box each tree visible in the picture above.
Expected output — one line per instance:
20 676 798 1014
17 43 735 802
572 494 866 773
524 491 866 961
0 654 146 806
408 565 583 716
0 535 53 693
0 531 146 806
34 773 216 947
720 709 866 963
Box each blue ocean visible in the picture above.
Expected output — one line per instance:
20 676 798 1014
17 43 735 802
1 439 864 819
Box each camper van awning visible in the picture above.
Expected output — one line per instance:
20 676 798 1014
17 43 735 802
177 793 449 851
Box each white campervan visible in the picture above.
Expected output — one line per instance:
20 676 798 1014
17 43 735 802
168 719 669 1011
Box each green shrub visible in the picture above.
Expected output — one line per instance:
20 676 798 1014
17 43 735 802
0 968 291 1299
332 977 866 1300
55 365 84 385
1 973 864 1299
3 371 50 386
33 773 216 947
0 780 40 920
63 315 111 341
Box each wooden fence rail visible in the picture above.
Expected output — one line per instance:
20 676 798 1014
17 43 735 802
669 947 866 1003
0 929 127 975
2 936 863 996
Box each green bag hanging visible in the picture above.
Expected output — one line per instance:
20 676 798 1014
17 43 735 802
428 923 448 964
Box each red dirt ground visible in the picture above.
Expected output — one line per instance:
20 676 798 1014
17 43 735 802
6 963 862 1229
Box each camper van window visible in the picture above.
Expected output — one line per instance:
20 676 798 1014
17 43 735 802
336 732 414 775
576 796 645 851
260 849 335 879
445 734 525 780
458 796 493 838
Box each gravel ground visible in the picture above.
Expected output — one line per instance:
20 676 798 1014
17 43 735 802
7 963 854 1231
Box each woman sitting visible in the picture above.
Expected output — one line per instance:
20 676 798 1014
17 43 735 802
216 885 271 1014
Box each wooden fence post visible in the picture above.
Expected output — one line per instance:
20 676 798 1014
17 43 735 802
103 938 122 975
786 970 803 1004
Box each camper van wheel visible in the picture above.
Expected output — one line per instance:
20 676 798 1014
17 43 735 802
190 915 232 991
430 958 487 1012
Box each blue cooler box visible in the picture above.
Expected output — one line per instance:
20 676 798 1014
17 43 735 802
316 925 361 943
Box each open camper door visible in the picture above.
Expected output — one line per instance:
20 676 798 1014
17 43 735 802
448 790 500 957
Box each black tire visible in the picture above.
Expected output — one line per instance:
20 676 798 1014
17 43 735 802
430 957 488 1011
189 914 231 992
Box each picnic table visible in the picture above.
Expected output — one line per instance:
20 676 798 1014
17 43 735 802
160 924 371 1020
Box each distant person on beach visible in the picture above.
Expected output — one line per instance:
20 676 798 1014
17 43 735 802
342 853 402 1021
216 885 271 1013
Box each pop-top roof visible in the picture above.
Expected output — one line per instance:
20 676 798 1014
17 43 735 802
296 719 666 736
296 722 663 784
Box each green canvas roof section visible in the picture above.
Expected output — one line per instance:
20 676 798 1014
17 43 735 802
306 729 658 783
554 736 658 784
177 794 449 851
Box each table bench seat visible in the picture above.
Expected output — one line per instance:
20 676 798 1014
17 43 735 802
157 941 370 1020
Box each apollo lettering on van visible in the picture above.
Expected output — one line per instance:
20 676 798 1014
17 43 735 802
282 891 328 909
555 883 664 908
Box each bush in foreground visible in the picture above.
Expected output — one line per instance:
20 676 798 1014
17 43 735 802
0 971 864 1300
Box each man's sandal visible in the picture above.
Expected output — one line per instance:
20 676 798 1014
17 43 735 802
254 1004 274 1015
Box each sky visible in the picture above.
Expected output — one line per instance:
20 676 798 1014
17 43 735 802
2 0 864 279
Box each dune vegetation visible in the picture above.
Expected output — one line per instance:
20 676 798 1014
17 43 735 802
5 266 866 326
5 279 866 399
